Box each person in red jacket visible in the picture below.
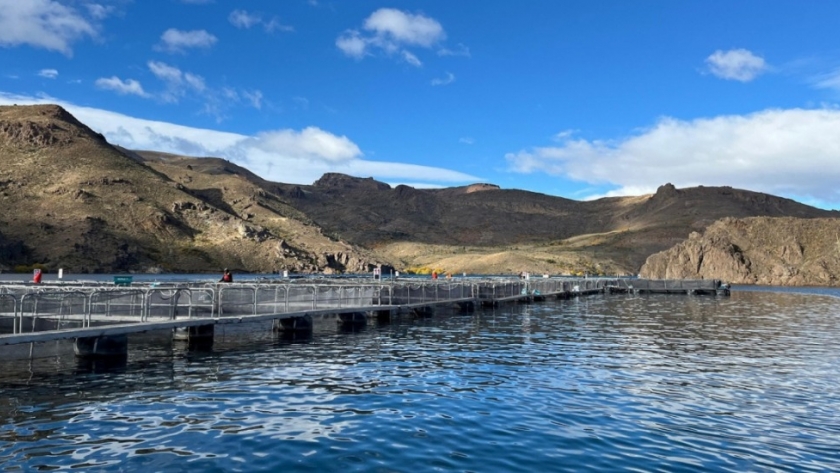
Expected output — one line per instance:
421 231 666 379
220 268 233 283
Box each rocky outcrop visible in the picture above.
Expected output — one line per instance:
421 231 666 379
313 173 391 191
0 105 391 274
640 217 840 286
317 251 395 274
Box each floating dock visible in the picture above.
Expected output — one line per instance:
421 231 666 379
0 277 727 358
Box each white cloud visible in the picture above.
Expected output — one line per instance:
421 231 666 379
438 43 470 57
431 72 455 86
552 129 578 141
459 137 474 145
38 68 58 79
141 61 261 119
95 76 148 97
705 48 767 82
336 31 368 59
157 28 217 53
86 4 114 20
402 50 422 67
242 90 263 109
147 60 205 101
229 9 261 29
148 61 182 83
813 68 840 91
337 8 453 66
364 8 444 47
506 108 840 205
0 0 97 56
0 92 480 187
263 17 294 33
229 10 293 33
246 127 362 163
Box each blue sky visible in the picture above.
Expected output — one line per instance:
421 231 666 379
2 1 840 208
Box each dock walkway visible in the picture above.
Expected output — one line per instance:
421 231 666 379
0 277 727 356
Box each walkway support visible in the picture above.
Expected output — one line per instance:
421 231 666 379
173 325 214 347
74 334 128 358
274 315 313 333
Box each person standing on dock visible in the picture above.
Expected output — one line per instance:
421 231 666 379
220 268 233 283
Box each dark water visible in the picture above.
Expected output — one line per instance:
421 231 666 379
2 290 840 472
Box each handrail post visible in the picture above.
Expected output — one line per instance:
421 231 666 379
219 286 225 318
253 286 258 315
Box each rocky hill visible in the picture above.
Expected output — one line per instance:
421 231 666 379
271 176 836 274
1 104 837 277
0 104 385 273
639 217 840 286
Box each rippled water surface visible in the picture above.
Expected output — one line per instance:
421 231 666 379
2 290 840 472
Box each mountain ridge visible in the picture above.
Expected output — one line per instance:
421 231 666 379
1 104 837 277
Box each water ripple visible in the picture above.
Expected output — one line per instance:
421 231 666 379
2 291 840 471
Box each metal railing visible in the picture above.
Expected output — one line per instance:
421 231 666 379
0 278 611 336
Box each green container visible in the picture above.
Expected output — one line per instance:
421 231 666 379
114 276 133 286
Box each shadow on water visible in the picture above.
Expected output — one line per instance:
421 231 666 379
74 356 128 375
275 329 314 345
3 292 840 472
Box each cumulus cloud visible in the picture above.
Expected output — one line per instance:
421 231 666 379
364 8 444 47
95 76 148 97
229 9 261 29
0 92 480 187
506 108 840 206
244 127 361 164
86 4 115 20
0 0 97 56
336 31 367 59
156 28 217 53
93 62 259 120
38 68 58 79
147 60 206 102
706 48 767 82
336 8 449 66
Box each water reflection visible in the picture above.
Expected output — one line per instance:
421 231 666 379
1 292 840 471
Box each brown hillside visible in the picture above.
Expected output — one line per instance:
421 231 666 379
0 105 385 273
640 217 840 286
274 178 836 273
2 104 837 277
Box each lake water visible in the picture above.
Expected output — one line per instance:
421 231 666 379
2 289 840 472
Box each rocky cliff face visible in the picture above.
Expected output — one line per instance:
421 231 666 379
4 104 839 277
640 217 840 286
0 105 389 274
